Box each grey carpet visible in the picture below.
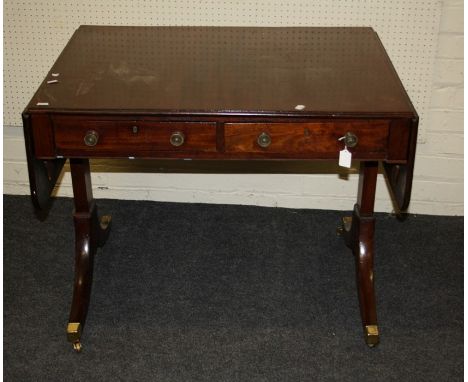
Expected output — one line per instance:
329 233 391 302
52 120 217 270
4 195 463 381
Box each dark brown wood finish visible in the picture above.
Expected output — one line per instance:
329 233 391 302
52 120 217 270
50 117 397 160
386 119 411 161
67 158 111 351
29 115 411 161
341 161 379 346
27 26 415 116
30 114 55 158
383 116 419 211
29 114 411 161
22 112 65 216
224 121 389 158
355 162 379 345
22 26 418 350
54 119 217 155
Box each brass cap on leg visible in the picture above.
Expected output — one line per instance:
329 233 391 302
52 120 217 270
67 322 83 352
67 322 82 340
67 322 81 342
365 325 379 347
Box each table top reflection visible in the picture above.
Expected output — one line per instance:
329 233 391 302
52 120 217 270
29 26 414 116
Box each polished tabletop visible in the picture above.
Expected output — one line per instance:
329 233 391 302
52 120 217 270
28 25 414 117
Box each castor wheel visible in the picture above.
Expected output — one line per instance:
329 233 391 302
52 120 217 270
72 341 82 352
100 215 111 230
336 216 352 236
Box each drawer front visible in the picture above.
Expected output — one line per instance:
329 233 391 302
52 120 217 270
53 118 217 155
224 121 389 158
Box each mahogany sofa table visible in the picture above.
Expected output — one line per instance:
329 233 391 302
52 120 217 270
23 26 418 351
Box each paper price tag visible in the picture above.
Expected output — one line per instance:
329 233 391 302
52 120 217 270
339 148 352 168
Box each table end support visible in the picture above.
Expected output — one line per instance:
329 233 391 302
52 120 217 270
339 161 379 347
67 158 111 352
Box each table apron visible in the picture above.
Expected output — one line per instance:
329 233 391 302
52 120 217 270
29 114 412 162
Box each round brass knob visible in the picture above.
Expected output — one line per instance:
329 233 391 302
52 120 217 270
257 132 271 148
84 130 99 146
170 131 185 147
343 132 358 148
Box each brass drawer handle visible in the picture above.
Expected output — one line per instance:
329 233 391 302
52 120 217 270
170 131 185 147
257 132 271 148
84 130 99 146
343 132 358 148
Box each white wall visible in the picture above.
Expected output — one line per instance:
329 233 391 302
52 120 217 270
3 0 464 215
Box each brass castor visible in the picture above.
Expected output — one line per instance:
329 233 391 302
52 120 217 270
100 215 112 230
67 322 83 352
72 341 82 352
365 325 379 347
97 214 112 247
336 216 352 236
